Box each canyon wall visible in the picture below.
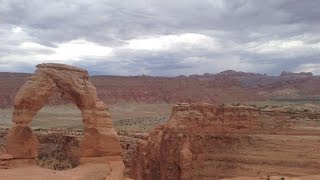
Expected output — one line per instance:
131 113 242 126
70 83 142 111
130 103 320 180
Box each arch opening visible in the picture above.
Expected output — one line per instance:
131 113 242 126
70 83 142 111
33 89 82 170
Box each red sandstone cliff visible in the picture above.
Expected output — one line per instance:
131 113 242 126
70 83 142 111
130 103 261 180
130 103 320 180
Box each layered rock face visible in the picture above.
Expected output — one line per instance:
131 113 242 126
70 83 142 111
130 103 260 180
130 103 320 180
2 63 126 180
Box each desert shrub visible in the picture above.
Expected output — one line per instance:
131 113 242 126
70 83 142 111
287 108 297 114
36 133 80 170
303 109 310 112
258 105 269 109
231 102 241 106
250 104 257 108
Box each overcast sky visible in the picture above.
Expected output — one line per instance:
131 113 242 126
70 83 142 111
1 0 320 76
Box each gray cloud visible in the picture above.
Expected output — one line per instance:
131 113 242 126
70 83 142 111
0 0 320 75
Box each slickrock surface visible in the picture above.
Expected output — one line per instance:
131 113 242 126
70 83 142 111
0 163 111 180
222 175 320 180
130 103 320 180
1 63 127 180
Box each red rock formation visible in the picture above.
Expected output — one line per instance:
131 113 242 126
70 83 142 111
2 63 127 180
130 103 261 180
6 125 38 158
6 63 121 158
130 103 320 180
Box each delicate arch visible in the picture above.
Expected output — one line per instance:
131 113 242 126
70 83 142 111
6 63 122 159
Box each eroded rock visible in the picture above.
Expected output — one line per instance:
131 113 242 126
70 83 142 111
6 125 39 158
7 63 122 158
130 103 320 180
2 63 126 180
130 103 261 180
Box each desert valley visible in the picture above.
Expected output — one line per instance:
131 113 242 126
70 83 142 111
0 63 319 180
1 0 320 179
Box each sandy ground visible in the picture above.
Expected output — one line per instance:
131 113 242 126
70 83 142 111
0 103 172 129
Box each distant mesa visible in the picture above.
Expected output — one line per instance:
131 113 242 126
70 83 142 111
218 70 241 75
217 70 264 77
280 71 313 77
0 68 320 109
188 70 264 78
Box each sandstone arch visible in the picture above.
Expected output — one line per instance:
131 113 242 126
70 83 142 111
5 63 122 159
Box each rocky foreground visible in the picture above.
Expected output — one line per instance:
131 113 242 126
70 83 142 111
2 103 320 180
1 102 320 179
